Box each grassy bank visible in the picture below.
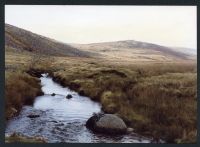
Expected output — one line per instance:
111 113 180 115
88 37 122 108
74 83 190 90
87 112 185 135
5 51 56 121
50 60 197 143
5 133 46 143
5 71 43 120
5 51 197 143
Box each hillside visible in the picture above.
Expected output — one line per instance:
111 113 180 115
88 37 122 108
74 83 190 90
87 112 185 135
5 24 197 143
5 24 196 62
5 24 96 57
71 40 196 62
171 47 196 56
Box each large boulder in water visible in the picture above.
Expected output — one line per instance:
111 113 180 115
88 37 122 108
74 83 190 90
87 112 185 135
86 113 127 134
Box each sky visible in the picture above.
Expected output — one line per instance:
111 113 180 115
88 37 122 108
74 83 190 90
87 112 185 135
5 5 197 49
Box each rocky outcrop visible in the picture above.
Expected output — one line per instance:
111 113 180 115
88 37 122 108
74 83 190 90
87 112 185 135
86 113 127 134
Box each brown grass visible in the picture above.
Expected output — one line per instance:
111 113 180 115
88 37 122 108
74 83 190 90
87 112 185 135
5 71 43 120
5 50 197 143
5 133 46 143
50 59 197 143
5 50 56 121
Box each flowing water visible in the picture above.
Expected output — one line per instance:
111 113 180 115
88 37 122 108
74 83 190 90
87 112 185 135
5 74 151 143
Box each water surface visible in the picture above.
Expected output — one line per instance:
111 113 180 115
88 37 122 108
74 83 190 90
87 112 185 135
6 74 151 143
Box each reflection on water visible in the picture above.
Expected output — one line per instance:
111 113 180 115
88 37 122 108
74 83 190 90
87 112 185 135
5 74 151 143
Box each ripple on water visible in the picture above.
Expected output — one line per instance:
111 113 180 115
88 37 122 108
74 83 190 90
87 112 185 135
5 74 151 143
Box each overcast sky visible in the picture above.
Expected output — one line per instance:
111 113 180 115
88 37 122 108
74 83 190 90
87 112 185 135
5 5 197 49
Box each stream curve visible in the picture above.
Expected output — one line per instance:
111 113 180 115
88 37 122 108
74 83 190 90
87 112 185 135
5 74 151 143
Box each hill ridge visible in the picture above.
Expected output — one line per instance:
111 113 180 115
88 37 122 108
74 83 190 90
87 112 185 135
5 23 97 57
5 24 195 61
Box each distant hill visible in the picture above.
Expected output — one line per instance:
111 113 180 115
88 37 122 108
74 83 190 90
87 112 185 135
5 24 196 62
5 24 96 57
71 40 196 62
171 47 196 56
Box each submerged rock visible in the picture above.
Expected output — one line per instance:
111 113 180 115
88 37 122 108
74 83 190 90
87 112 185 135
66 94 72 99
27 114 40 118
51 93 56 96
127 127 134 133
86 113 127 134
79 90 85 96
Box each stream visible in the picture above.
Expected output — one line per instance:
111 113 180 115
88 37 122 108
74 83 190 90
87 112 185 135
5 74 151 143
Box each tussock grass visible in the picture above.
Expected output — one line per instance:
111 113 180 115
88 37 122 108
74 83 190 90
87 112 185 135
5 50 55 121
5 133 46 143
51 60 196 143
5 71 43 120
5 50 197 143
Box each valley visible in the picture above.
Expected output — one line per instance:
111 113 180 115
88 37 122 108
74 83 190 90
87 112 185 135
5 24 197 143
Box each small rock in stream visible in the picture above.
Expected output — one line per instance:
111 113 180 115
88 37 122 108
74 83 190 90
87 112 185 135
27 114 40 118
51 93 56 96
66 94 72 99
127 127 134 133
50 120 58 123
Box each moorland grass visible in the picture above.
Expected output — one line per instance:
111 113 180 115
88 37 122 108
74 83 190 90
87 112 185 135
5 71 43 120
5 51 197 143
5 133 46 143
51 61 197 143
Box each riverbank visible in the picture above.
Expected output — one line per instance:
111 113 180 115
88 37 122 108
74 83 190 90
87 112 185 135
49 61 197 143
5 51 197 143
5 71 43 121
6 74 152 143
5 133 46 143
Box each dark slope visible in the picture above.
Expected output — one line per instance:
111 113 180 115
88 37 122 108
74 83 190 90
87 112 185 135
5 24 195 60
5 24 95 57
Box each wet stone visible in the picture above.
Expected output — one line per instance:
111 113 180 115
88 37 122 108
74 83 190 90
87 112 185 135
66 94 72 99
27 114 40 118
51 93 56 96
